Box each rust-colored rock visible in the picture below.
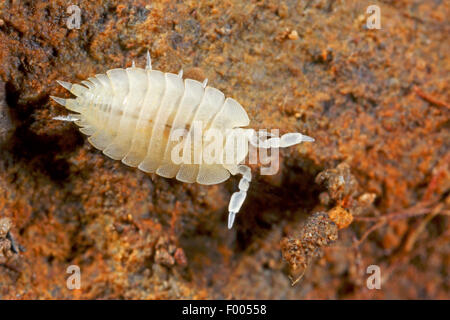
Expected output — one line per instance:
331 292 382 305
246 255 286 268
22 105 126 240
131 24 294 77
0 0 448 299
0 218 14 261
328 206 353 230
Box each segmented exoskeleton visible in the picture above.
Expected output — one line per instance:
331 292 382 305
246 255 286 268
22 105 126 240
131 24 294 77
51 52 314 228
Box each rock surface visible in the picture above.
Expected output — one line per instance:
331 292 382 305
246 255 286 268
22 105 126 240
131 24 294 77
0 0 448 299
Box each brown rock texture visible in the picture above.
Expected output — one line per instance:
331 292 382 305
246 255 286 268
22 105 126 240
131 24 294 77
0 0 448 299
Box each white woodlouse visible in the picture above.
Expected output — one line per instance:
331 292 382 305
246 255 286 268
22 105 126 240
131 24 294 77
51 52 314 229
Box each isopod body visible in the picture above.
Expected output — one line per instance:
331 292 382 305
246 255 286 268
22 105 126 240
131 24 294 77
51 52 314 228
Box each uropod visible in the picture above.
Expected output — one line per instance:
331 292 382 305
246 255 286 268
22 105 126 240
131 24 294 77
51 52 314 229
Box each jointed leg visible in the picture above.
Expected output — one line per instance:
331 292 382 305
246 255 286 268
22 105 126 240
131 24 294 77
248 130 314 149
228 165 251 229
52 114 80 122
146 50 152 70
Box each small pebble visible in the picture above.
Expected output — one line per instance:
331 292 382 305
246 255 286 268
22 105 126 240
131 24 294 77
288 30 299 40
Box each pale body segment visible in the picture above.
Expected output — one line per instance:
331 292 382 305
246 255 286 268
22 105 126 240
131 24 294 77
51 52 314 229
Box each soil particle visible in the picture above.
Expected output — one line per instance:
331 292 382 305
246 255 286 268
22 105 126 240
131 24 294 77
0 218 14 260
0 0 448 299
281 212 338 285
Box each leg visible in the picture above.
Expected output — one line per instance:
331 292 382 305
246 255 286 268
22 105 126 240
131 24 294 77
228 165 251 229
52 114 80 122
146 50 152 70
279 132 314 147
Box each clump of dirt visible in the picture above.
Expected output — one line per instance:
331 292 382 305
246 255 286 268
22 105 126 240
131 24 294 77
0 217 23 283
0 217 13 260
0 0 449 299
315 162 377 219
316 163 359 202
281 212 338 285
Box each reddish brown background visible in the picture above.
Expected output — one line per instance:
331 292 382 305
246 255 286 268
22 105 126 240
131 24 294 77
0 0 448 299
